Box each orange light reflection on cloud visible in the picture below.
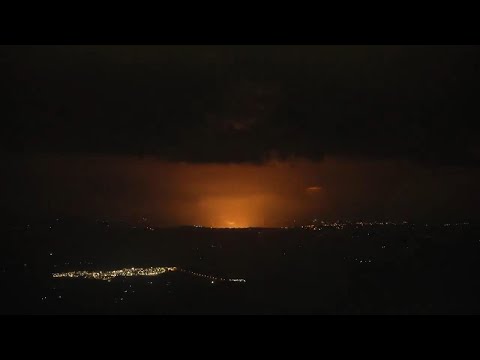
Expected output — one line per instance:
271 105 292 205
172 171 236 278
306 186 323 194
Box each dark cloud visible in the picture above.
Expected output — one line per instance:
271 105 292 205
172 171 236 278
1 45 480 165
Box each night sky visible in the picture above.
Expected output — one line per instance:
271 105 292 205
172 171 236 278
2 45 480 226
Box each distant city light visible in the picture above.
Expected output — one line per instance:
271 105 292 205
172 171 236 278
53 267 177 281
53 266 247 284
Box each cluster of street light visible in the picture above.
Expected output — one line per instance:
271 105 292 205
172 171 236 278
52 267 177 281
53 266 246 283
177 268 246 283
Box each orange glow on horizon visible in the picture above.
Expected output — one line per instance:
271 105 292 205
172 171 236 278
197 195 272 228
26 155 335 227
16 154 480 226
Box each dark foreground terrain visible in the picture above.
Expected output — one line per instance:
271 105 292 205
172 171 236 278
1 218 480 314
